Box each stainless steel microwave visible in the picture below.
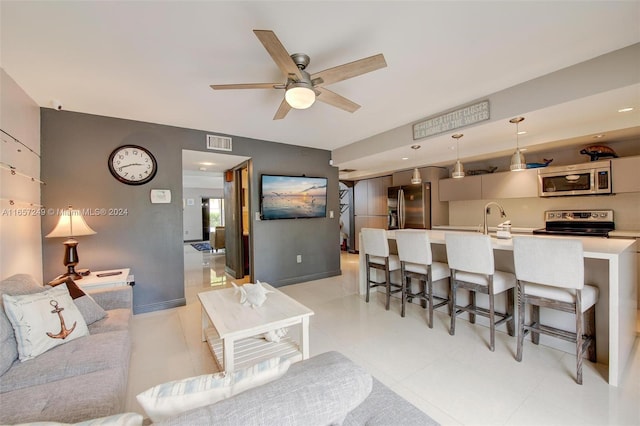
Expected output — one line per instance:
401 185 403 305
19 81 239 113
538 160 612 197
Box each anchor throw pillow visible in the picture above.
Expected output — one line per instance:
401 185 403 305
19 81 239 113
48 277 107 325
2 283 89 361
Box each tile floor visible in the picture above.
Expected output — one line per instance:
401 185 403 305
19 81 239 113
125 245 640 425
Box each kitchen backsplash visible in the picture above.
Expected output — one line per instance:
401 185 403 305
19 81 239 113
449 192 640 231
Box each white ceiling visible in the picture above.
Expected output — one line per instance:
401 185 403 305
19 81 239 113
1 1 639 178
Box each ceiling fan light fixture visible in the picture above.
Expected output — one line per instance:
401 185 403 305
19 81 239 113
285 83 316 109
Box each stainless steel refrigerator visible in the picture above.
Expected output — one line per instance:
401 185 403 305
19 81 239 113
387 183 431 229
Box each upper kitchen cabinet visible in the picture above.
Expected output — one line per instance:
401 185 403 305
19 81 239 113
481 168 538 199
612 156 640 193
439 174 482 201
439 169 538 201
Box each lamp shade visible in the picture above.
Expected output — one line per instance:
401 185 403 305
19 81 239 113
410 167 422 184
285 84 316 109
510 148 526 172
46 209 96 238
452 160 465 178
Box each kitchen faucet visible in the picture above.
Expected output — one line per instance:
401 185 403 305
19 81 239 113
483 202 507 235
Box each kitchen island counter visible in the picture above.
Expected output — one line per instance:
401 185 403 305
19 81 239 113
358 229 637 387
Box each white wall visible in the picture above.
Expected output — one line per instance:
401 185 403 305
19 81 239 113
182 187 223 241
0 69 42 280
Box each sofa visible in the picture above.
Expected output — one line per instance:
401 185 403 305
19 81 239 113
0 274 132 424
153 351 438 426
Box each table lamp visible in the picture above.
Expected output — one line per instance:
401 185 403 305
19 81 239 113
45 206 96 280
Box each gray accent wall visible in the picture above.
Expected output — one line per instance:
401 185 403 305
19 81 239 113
41 110 340 313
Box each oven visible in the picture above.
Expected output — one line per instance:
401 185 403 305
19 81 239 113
533 210 614 237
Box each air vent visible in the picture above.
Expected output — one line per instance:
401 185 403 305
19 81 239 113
206 135 232 151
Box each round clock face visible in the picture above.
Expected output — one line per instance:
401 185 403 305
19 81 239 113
108 145 157 185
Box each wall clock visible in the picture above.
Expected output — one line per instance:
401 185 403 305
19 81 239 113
108 145 157 185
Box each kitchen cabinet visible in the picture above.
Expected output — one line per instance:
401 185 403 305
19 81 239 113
612 156 640 193
481 168 538 199
439 169 539 201
439 174 482 201
353 176 390 215
353 176 391 251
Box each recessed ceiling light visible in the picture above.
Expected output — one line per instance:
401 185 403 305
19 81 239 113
402 157 409 160
517 131 527 135
618 107 634 113
200 162 214 166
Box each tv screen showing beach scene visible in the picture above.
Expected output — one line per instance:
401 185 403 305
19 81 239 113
261 175 327 220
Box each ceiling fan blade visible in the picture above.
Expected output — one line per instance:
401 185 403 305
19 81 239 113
210 83 281 90
273 99 292 120
253 30 303 81
315 87 360 113
311 54 387 87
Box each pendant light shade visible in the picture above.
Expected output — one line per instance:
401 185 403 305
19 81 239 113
409 144 422 184
411 167 422 184
509 117 526 171
451 133 465 179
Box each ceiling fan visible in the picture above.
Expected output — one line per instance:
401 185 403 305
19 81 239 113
210 30 387 120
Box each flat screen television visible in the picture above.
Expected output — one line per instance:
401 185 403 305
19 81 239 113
260 174 328 220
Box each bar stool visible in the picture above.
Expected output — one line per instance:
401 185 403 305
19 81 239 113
361 228 402 311
395 229 450 325
445 232 515 351
512 236 598 384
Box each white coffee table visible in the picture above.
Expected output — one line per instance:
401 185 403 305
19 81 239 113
198 283 314 373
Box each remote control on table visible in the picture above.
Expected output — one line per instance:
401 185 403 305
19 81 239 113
96 271 122 277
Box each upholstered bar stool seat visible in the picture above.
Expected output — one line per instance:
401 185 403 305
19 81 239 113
513 236 598 384
445 232 516 352
395 230 451 325
361 228 402 312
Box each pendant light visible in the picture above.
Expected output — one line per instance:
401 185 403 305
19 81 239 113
410 145 422 184
509 116 526 171
451 133 465 179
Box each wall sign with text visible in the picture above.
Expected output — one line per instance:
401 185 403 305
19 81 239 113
413 100 490 140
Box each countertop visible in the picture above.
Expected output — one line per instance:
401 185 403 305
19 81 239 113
389 229 637 258
433 225 640 240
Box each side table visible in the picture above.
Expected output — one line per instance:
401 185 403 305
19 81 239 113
77 268 133 290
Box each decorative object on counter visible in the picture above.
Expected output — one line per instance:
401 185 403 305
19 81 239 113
232 281 273 308
451 134 465 179
466 166 498 175
496 220 512 239
509 116 526 171
483 202 507 235
525 158 553 168
580 145 618 161
45 206 97 280
410 145 422 184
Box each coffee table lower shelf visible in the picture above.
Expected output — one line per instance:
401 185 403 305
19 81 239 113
204 328 303 372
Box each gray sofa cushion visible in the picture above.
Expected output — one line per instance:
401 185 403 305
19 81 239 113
343 378 439 426
0 329 130 393
0 274 45 375
0 366 130 424
155 351 373 426
88 308 131 334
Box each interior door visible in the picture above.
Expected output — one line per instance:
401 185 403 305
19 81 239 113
223 161 252 280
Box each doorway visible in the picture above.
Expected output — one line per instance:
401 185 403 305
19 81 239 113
201 197 224 243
